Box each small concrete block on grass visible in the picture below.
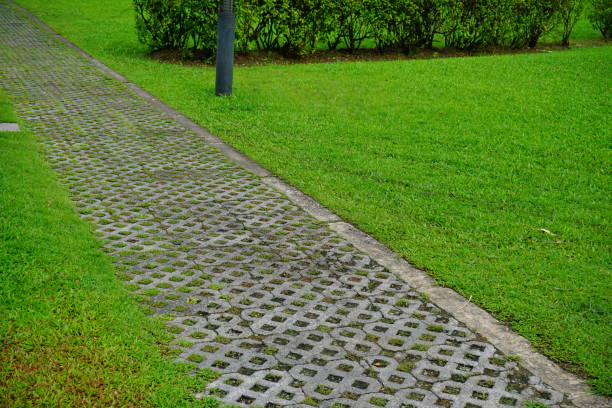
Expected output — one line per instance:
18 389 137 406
0 122 19 131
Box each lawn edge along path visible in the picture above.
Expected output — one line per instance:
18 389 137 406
8 2 608 407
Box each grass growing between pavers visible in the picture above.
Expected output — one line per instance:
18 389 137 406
10 0 612 395
0 90 224 406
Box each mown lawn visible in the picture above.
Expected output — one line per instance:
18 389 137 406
0 89 223 406
0 88 15 122
11 0 612 395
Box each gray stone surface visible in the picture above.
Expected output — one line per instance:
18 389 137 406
0 122 19 131
0 3 583 407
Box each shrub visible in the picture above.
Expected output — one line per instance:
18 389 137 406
322 0 374 51
239 0 323 57
557 0 585 45
443 0 516 49
511 0 562 48
134 0 179 50
276 0 323 57
134 0 217 57
588 0 612 39
442 0 576 49
133 0 588 58
237 0 287 52
371 0 451 53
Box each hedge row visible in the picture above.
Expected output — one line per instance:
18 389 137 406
134 0 607 58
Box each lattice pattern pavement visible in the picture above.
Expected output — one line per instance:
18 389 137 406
0 4 575 408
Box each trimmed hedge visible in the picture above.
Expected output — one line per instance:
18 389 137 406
133 0 590 58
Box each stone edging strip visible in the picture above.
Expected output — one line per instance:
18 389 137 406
9 1 608 406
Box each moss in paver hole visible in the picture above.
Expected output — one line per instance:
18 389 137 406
478 379 495 388
451 373 469 383
419 333 436 341
524 402 551 408
317 325 332 333
262 346 278 355
499 396 518 405
442 385 461 395
302 396 320 406
406 392 425 401
395 299 411 307
290 380 305 388
224 378 243 386
412 343 430 351
341 391 359 400
276 390 294 400
250 383 268 392
211 360 230 369
177 286 192 293
315 384 334 395
436 398 453 408
388 338 405 347
430 358 448 367
416 380 433 390
404 353 422 363
189 331 208 339
451 329 468 337
364 368 378 378
264 373 282 383
186 354 205 363
369 396 388 406
472 390 489 400
490 357 507 366
397 362 416 372
427 324 444 332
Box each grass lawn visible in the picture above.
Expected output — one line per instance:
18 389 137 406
10 0 612 396
0 89 224 406
0 88 15 122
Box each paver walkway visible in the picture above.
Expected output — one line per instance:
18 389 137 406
0 4 575 408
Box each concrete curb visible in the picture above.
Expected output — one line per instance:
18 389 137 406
9 2 608 406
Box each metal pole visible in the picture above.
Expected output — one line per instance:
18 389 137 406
216 0 234 96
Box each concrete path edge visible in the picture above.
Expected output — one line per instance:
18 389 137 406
8 1 608 406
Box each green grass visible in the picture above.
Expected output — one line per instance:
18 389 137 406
0 88 15 122
0 90 224 406
10 0 612 395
